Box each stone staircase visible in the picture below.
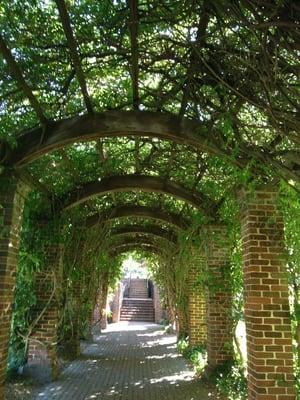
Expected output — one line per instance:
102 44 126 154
128 278 149 298
120 279 155 322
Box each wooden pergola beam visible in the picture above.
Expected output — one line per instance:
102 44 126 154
108 235 175 251
109 243 165 257
56 174 217 215
84 204 189 230
109 234 174 248
0 35 47 125
109 224 177 243
3 111 234 168
128 0 139 110
55 0 93 114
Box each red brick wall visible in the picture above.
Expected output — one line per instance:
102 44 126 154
240 186 296 399
0 174 28 399
205 225 233 369
188 261 207 346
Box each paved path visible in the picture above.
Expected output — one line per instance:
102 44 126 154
34 322 219 400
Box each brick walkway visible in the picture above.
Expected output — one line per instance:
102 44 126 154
34 322 219 400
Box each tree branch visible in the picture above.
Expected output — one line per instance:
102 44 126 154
55 0 93 113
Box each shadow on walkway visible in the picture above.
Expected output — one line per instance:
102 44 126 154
34 322 220 400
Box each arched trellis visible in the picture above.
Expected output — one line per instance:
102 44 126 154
108 243 167 258
1 111 246 168
83 205 189 231
0 2 297 398
57 174 218 215
108 225 177 243
107 235 175 250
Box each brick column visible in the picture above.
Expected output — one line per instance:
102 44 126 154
27 234 62 381
153 283 164 324
240 185 296 400
205 225 233 371
188 261 207 347
0 173 28 400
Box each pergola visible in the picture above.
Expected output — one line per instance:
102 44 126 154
0 1 299 399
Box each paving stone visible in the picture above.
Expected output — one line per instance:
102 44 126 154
34 322 220 400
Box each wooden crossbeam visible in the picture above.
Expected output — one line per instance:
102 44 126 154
57 174 217 214
55 0 93 114
0 35 47 125
109 224 177 243
128 0 139 110
85 204 189 230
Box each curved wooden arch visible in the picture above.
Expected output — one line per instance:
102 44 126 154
3 111 232 167
108 234 175 249
58 174 217 215
109 225 177 243
109 243 164 257
84 205 189 230
108 235 175 248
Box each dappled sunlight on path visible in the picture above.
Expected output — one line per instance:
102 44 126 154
34 322 220 400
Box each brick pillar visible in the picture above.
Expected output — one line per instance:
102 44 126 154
205 225 233 371
112 282 123 323
240 185 296 400
0 173 28 400
188 261 207 347
27 238 62 381
153 283 164 324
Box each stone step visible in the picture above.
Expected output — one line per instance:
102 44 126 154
120 317 155 322
121 312 154 316
122 304 153 306
122 299 153 303
121 309 152 312
122 304 153 307
122 308 153 310
120 310 154 314
120 289 155 321
129 291 148 294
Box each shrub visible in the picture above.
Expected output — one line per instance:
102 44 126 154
177 338 207 374
215 362 247 400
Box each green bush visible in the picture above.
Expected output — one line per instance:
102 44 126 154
215 362 247 400
296 366 300 400
177 338 207 374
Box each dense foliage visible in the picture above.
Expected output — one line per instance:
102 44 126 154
0 0 299 397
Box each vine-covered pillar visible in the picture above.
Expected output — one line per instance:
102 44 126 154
0 172 29 400
65 279 82 359
112 282 123 323
153 283 164 324
188 260 207 346
27 222 63 381
176 305 189 338
239 185 296 400
98 272 109 330
205 225 233 371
